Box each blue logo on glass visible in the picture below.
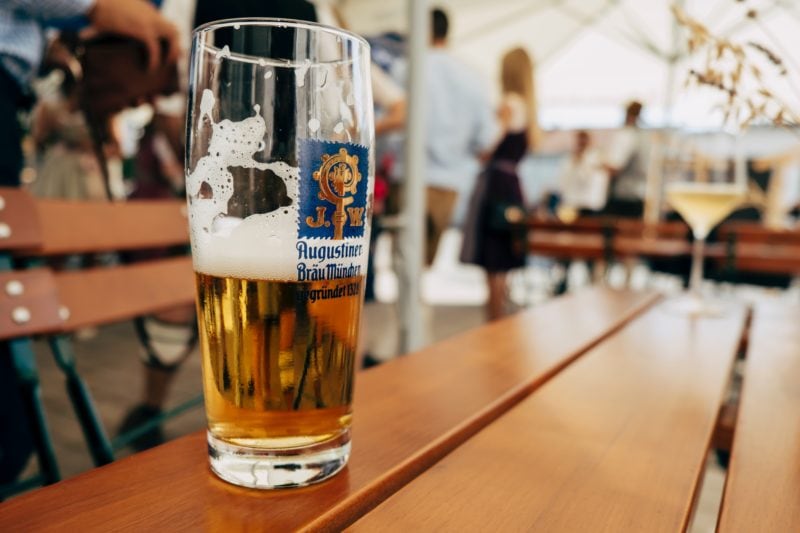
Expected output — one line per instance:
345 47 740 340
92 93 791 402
299 139 369 240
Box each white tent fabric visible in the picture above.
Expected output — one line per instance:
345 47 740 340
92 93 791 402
340 0 800 129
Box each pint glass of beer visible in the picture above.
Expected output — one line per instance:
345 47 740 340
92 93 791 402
186 19 374 489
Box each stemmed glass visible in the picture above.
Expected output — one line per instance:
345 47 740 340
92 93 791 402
664 140 746 315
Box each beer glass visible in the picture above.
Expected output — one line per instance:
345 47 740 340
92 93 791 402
186 19 374 489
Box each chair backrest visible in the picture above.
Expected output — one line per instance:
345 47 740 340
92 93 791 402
528 215 607 235
717 222 800 246
0 187 194 341
614 219 690 239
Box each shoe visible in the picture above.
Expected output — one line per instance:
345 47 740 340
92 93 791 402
117 404 165 452
362 353 383 369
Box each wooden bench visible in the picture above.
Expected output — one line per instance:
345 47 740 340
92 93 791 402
528 215 610 261
528 216 693 262
713 223 800 281
0 287 659 529
717 304 800 532
529 216 800 287
352 301 747 532
0 188 195 497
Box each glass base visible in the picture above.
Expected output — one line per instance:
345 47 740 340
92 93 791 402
663 293 726 317
207 430 350 489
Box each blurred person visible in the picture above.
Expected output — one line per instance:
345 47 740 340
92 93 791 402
30 68 107 200
461 47 537 321
314 2 408 368
603 101 647 218
116 112 196 450
0 0 179 187
559 130 607 215
116 0 406 442
425 7 496 265
554 130 608 291
0 0 178 487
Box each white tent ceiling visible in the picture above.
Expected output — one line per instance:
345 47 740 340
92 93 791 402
338 0 800 128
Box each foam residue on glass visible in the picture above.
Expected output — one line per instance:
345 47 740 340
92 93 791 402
186 89 299 280
296 59 311 87
215 45 231 61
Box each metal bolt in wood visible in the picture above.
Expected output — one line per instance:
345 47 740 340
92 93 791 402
5 280 23 296
12 306 31 324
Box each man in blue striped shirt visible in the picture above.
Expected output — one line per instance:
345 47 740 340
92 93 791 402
0 0 179 186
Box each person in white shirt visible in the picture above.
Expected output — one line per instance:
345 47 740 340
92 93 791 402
559 130 608 214
603 101 647 218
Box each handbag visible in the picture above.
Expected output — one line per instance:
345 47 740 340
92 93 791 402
76 35 180 119
46 34 180 199
488 201 527 231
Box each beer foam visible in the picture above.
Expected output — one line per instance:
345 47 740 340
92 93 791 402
187 89 300 280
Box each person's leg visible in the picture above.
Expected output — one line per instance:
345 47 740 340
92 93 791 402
119 305 196 451
0 344 35 485
425 186 458 266
487 272 507 321
0 69 32 484
0 69 23 186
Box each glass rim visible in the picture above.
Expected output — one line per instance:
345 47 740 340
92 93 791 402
193 17 370 49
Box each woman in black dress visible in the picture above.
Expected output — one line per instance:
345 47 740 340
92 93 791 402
462 47 539 320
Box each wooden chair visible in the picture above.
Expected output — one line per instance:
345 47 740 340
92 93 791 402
0 188 196 498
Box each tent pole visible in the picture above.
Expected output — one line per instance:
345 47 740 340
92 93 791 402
664 0 685 127
399 0 428 353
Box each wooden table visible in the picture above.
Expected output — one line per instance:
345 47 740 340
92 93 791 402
1 288 797 532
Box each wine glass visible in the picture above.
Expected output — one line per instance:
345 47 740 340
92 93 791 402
664 142 746 315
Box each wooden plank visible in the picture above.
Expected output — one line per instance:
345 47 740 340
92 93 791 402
18 198 189 256
727 243 800 275
0 258 196 338
528 215 607 234
0 268 62 340
55 256 195 331
615 219 689 239
529 232 606 259
717 223 800 245
0 188 43 250
614 236 692 258
0 288 659 531
717 305 800 532
352 302 747 532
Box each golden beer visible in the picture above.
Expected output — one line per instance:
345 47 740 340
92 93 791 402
195 272 363 450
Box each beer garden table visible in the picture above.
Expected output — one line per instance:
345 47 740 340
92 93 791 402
1 287 798 532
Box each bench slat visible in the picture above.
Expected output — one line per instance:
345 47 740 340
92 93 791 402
55 256 195 331
0 288 658 531
717 305 800 532
352 302 747 532
0 188 42 250
22 197 189 256
0 268 62 340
